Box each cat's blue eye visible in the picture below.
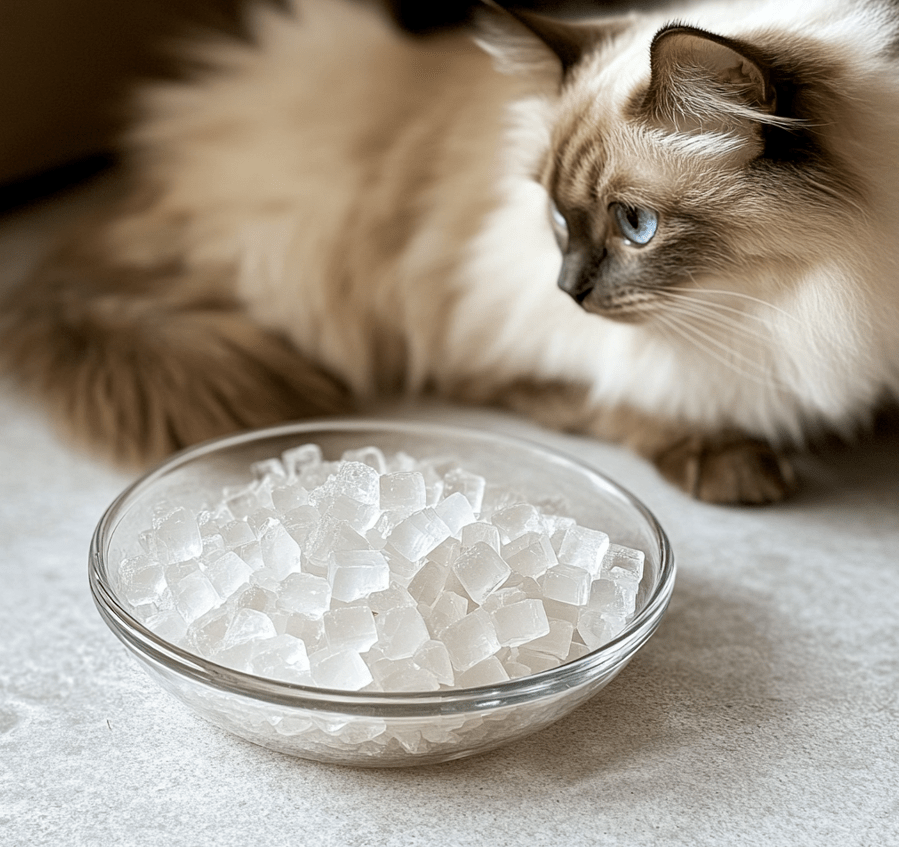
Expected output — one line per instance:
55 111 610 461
611 203 658 245
548 200 569 249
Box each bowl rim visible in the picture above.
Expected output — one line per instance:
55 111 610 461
89 417 675 716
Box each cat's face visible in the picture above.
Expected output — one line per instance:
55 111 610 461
484 8 864 325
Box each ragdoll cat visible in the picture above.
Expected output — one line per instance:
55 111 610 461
2 0 899 503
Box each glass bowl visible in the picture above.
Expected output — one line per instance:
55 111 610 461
89 419 675 767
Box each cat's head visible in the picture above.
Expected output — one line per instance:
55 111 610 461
476 3 867 325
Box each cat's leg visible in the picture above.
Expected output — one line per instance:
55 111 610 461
490 379 798 505
0 241 352 466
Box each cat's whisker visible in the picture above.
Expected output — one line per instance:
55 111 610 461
672 282 801 323
658 287 791 326
653 310 790 392
654 294 780 348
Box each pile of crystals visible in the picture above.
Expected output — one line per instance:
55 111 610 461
118 444 644 692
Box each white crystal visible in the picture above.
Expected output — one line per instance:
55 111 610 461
452 542 510 605
144 608 188 644
457 656 509 688
526 618 574 659
379 472 427 516
587 577 637 618
433 492 476 536
557 525 610 576
375 606 430 660
441 610 500 672
577 608 627 650
501 531 557 579
219 519 256 548
341 446 387 473
270 483 309 513
250 634 311 682
426 591 468 634
407 561 448 607
205 551 253 599
281 443 323 478
491 503 543 543
221 608 277 651
275 572 331 617
154 507 203 563
540 564 591 607
442 466 486 513
259 522 303 579
386 509 451 561
460 521 501 552
601 543 646 585
491 599 550 648
324 606 378 653
119 555 166 607
328 549 390 602
412 640 454 687
310 649 373 691
375 659 440 692
169 570 220 624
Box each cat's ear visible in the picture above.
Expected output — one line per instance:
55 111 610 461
474 1 629 80
644 25 780 137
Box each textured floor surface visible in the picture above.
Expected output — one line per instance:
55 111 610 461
1 181 897 847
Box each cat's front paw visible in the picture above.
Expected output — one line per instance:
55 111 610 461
653 433 797 505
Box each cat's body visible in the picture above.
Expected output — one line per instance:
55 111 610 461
4 0 899 502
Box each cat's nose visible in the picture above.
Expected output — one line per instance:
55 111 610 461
557 247 604 305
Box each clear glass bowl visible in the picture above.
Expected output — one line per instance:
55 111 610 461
89 419 675 767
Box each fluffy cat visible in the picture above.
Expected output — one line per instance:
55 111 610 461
3 0 898 503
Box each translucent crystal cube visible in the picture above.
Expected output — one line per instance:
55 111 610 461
235 585 278 613
324 606 378 653
501 531 557 579
433 492 476 536
557 525 610 576
281 504 321 548
318 494 380 533
412 640 454 687
407 561 448 606
426 591 468 634
375 606 430 660
260 522 303 579
188 605 235 657
441 610 500 672
427 537 461 569
221 608 277 651
340 445 387 474
514 648 559 674
480 586 527 614
386 509 451 561
145 608 188 644
119 555 166 607
540 564 591 607
305 517 371 566
281 613 326 652
460 521 501 552
587 577 637 618
281 443 323 479
452 542 511 605
456 656 510 688
310 649 373 691
366 582 416 613
234 540 263 572
335 461 380 504
250 634 311 682
277 572 331 617
526 618 574 659
328 549 390 602
205 551 253 600
491 503 543 543
270 483 310 513
169 569 220 624
600 543 646 585
154 507 203 564
218 520 256 549
577 608 626 650
379 472 427 516
376 659 440 692
442 466 486 513
491 599 551 648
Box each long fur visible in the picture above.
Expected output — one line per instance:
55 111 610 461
2 0 898 501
